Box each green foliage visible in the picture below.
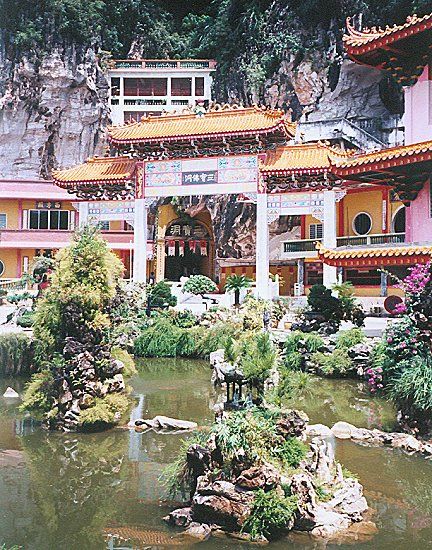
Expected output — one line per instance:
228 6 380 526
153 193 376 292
0 333 33 376
240 296 270 331
16 310 35 328
79 393 130 430
283 331 324 372
225 274 252 293
7 292 32 304
160 430 209 499
171 309 198 328
134 318 182 357
277 371 314 402
336 328 365 350
147 281 177 308
387 355 432 413
183 275 217 296
272 437 308 468
243 489 297 541
308 284 342 322
20 370 54 415
239 332 280 397
311 349 353 377
111 347 136 377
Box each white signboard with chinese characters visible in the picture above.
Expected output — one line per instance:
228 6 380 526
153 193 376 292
88 201 135 223
267 192 324 216
141 155 259 198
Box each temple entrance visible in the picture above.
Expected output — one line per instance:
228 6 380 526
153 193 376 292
164 217 213 281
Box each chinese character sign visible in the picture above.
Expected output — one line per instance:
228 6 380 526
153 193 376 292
268 193 324 216
88 201 135 222
141 155 259 198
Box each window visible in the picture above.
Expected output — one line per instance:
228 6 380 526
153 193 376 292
309 223 323 240
98 221 110 231
123 111 161 123
0 260 4 276
124 78 167 96
171 77 192 96
195 77 204 96
0 214 6 229
392 207 406 233
28 210 70 230
305 262 323 286
353 212 372 235
345 268 381 286
110 77 120 96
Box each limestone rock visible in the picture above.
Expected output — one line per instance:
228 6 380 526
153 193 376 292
183 522 212 541
236 463 280 491
306 424 332 438
331 421 357 439
391 433 422 453
327 479 368 520
308 438 334 484
192 476 255 529
3 387 19 398
276 409 309 439
164 507 193 528
310 507 351 538
130 415 198 431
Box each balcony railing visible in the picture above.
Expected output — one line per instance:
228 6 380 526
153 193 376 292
336 233 405 247
283 239 320 253
112 59 217 70
281 233 406 256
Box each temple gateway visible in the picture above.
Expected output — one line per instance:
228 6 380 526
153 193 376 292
52 13 432 299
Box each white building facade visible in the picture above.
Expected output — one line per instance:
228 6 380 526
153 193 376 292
108 59 216 124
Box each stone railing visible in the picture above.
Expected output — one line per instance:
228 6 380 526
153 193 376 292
336 232 405 247
113 59 217 70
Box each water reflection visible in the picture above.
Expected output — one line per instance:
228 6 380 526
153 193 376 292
1 360 432 549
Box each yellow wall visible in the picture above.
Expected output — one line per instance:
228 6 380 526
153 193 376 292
0 249 18 278
0 199 76 230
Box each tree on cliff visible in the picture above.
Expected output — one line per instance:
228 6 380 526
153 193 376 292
22 226 130 431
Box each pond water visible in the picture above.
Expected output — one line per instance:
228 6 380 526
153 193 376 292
0 359 432 549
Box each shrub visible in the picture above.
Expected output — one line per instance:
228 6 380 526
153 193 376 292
277 371 313 401
183 275 217 296
79 393 130 431
283 331 324 372
16 310 35 328
387 355 432 414
311 349 353 376
147 281 177 307
20 370 54 415
243 489 297 541
239 332 280 399
336 328 365 350
134 318 181 357
308 284 343 323
171 309 198 328
0 333 33 376
111 347 137 377
272 437 308 468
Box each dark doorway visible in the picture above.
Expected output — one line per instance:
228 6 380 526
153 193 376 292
165 244 207 281
393 207 406 233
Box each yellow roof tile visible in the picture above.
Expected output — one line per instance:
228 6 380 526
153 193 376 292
344 12 432 48
316 242 432 261
52 157 136 187
108 106 295 144
333 139 432 170
262 143 352 174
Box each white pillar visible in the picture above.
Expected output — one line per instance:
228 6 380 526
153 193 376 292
322 190 338 288
78 202 89 227
256 192 270 299
133 198 148 283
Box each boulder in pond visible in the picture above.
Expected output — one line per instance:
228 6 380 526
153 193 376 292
235 463 280 491
164 507 193 527
306 424 333 438
183 522 212 541
129 415 198 431
3 387 19 398
331 421 357 439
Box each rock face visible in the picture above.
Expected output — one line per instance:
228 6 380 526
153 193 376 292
0 47 109 179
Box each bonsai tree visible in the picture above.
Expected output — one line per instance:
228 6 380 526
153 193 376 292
147 280 177 308
183 275 217 298
225 274 252 307
21 226 130 432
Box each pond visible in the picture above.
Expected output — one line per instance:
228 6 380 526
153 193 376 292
0 359 431 549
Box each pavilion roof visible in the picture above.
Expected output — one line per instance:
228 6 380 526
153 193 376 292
332 139 432 174
343 12 432 84
108 106 296 146
262 143 353 175
52 157 136 189
317 242 432 267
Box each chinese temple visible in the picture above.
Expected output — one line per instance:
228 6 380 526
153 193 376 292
51 13 432 298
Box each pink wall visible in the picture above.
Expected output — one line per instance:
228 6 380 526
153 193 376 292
406 179 432 243
403 66 432 145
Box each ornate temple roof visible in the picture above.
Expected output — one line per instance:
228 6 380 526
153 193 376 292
52 157 136 188
333 139 432 172
317 242 432 267
343 13 432 84
108 106 296 146
262 143 353 175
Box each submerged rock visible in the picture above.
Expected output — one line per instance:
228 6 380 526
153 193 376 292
129 415 198 431
306 424 333 438
164 507 193 527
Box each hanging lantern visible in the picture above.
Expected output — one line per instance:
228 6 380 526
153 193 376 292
168 239 176 256
189 240 196 253
179 240 185 256
200 240 208 256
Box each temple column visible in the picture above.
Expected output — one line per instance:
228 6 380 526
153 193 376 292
78 202 89 227
323 190 338 288
256 192 270 299
297 259 305 295
133 198 148 283
380 270 388 297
